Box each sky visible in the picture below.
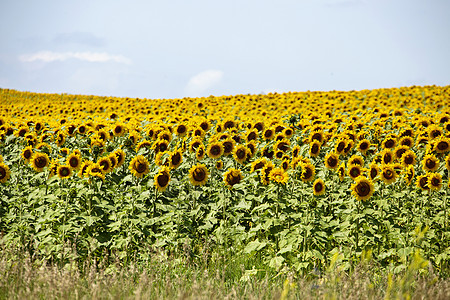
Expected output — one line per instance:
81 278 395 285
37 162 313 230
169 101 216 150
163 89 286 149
0 0 449 99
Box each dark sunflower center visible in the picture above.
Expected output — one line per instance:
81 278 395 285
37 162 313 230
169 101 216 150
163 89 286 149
24 150 32 159
69 157 79 168
177 125 186 134
136 162 147 173
247 132 257 141
100 161 110 171
311 144 319 154
383 154 392 164
360 142 369 150
350 167 360 178
227 173 241 185
437 141 449 151
193 168 206 182
337 142 345 152
0 167 6 179
60 167 70 177
91 167 102 174
314 182 323 192
426 159 436 169
420 177 429 189
303 167 313 180
210 145 222 156
396 149 406 158
264 130 273 138
115 126 122 134
370 168 378 179
404 155 414 165
278 142 289 152
223 142 233 154
431 130 441 138
236 149 246 159
384 170 394 179
431 178 440 187
35 156 48 168
116 154 124 164
254 162 264 170
356 182 370 197
311 132 322 142
385 140 395 148
327 156 337 167
157 173 169 187
171 153 181 165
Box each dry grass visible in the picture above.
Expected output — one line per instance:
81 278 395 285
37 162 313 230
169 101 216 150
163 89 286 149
1 247 450 300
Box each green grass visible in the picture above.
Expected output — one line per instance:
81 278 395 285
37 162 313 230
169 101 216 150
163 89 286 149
1 245 449 300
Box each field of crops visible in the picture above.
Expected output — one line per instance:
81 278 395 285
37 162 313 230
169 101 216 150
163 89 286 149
1 85 450 283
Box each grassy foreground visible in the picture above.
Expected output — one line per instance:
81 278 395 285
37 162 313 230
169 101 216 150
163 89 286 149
1 245 449 300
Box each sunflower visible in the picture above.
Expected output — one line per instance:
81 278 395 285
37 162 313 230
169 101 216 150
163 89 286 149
343 140 354 156
369 163 379 180
169 149 183 169
189 137 203 152
0 163 11 183
292 145 301 158
428 124 442 140
416 174 430 191
79 161 93 178
398 136 414 148
154 166 170 192
427 172 442 191
207 141 224 159
322 152 339 170
348 164 363 180
57 165 72 179
445 154 450 170
434 136 450 154
233 145 249 164
357 139 371 155
382 135 396 149
281 159 290 171
422 154 439 172
380 164 397 185
335 138 348 155
245 129 258 142
222 138 235 156
189 164 209 186
309 141 321 158
393 145 409 160
112 123 126 137
300 162 315 182
136 140 153 152
351 176 374 201
98 156 113 173
263 127 275 140
348 154 364 167
87 163 105 180
338 162 346 181
250 158 267 173
158 130 172 142
379 149 393 165
309 130 324 144
107 152 117 170
269 167 289 184
313 178 326 196
31 152 49 172
283 127 295 139
56 131 66 147
401 150 416 167
21 146 33 162
66 153 82 170
196 144 206 160
223 168 243 188
175 123 188 137
129 155 150 178
404 165 414 185
216 160 224 170
114 149 126 168
154 139 169 154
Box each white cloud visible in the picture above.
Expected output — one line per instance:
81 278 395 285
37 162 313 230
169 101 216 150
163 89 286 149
185 70 224 96
19 51 131 64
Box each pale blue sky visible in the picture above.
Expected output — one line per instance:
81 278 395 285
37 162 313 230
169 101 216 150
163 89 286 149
1 0 449 99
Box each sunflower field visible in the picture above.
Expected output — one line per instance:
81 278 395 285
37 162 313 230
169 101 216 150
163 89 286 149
1 85 450 277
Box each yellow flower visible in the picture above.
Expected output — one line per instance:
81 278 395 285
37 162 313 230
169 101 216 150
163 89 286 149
427 172 442 191
422 154 439 172
189 164 209 186
31 152 50 172
66 153 82 170
206 141 224 159
269 167 289 184
0 162 11 183
313 178 326 196
351 176 374 201
154 166 171 192
129 155 150 178
223 168 243 189
380 164 397 185
57 165 72 179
